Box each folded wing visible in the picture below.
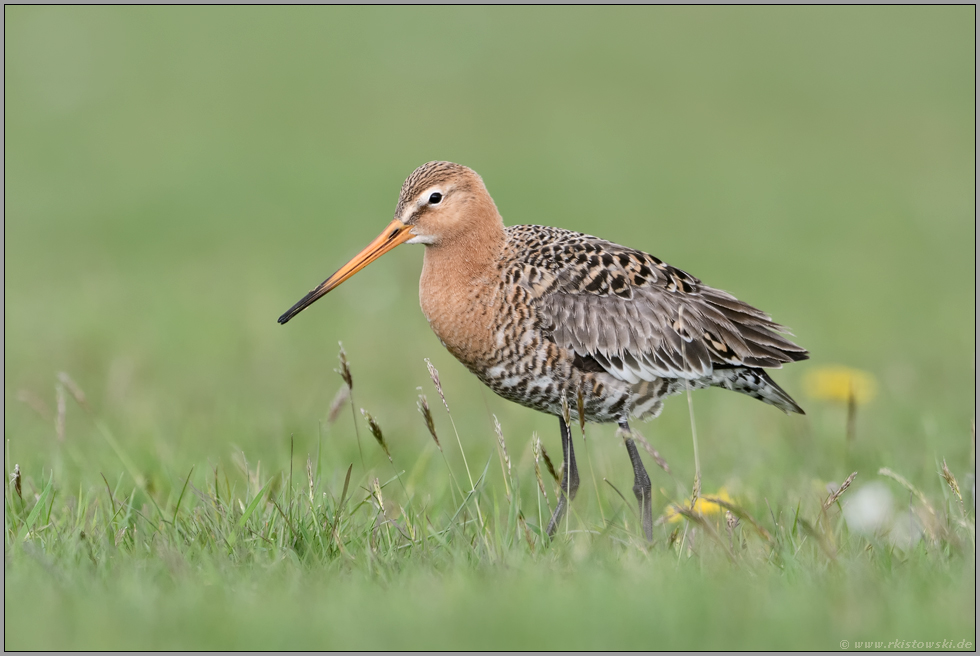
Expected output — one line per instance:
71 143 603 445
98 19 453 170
512 226 809 385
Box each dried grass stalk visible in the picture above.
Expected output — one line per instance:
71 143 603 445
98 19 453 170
306 456 315 505
531 436 548 501
417 389 440 450
361 409 391 462
493 415 511 480
822 471 858 511
371 478 385 514
673 505 735 562
940 459 966 516
11 464 22 500
336 343 353 389
878 467 937 518
627 427 671 474
726 510 738 551
57 372 89 410
701 494 774 544
540 445 560 485
327 385 350 425
425 358 449 413
519 513 535 553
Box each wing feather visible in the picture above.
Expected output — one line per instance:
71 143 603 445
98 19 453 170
512 225 809 384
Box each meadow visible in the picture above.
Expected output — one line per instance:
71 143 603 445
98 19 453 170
4 6 976 650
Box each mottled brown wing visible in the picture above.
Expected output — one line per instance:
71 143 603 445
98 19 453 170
512 226 808 383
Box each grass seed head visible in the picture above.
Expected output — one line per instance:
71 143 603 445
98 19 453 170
306 456 315 505
531 436 548 500
940 459 966 517
493 415 511 479
336 343 353 390
823 471 858 510
940 459 962 501
416 389 440 450
372 478 385 514
691 470 702 509
425 358 449 413
726 510 738 550
626 427 671 474
540 444 560 485
11 464 22 500
519 514 535 553
327 384 351 425
560 392 571 429
878 467 934 515
57 372 89 410
361 409 391 462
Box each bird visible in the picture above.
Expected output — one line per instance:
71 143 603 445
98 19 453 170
278 161 808 541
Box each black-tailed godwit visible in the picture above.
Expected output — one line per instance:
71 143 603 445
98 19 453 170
279 161 808 540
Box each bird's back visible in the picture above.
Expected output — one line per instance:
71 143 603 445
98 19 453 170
471 224 809 422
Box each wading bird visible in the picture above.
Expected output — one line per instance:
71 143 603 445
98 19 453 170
279 162 808 540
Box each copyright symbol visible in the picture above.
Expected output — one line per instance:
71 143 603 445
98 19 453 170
841 640 849 650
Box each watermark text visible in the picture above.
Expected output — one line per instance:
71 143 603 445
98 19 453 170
841 639 973 650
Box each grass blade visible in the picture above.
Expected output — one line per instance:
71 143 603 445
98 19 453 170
237 477 275 531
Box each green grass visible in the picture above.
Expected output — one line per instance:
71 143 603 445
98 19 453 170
4 6 976 650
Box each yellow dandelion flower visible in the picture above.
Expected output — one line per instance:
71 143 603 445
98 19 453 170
804 365 877 404
665 488 733 523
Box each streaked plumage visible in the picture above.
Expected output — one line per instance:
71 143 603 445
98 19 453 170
279 161 808 540
460 223 807 425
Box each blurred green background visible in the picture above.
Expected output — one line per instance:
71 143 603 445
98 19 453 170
4 6 975 650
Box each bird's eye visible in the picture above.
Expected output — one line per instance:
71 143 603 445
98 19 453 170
428 192 443 205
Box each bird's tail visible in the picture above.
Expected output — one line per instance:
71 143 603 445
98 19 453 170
710 367 805 415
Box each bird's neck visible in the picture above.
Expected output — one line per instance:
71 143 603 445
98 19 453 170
418 207 506 367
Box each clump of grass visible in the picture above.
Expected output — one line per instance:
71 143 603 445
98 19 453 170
4 364 976 650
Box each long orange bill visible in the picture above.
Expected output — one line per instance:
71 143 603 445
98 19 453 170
278 219 415 324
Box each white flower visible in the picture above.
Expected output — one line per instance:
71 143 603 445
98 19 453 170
842 482 893 536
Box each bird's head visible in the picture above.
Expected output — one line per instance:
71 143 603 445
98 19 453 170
278 161 498 325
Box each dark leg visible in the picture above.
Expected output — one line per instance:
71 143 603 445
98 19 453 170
620 421 653 541
546 416 579 537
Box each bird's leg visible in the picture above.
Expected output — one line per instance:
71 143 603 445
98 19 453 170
546 416 579 537
620 421 653 542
